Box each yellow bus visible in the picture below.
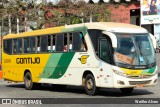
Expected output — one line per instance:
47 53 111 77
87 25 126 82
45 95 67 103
2 22 158 95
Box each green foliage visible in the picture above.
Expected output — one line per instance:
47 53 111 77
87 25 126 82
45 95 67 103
0 0 111 32
53 0 111 25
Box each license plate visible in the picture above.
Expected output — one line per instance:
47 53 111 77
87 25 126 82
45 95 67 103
130 71 140 76
136 84 144 88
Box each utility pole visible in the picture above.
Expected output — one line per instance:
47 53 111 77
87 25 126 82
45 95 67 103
25 16 27 32
17 18 19 33
8 15 11 34
1 17 3 36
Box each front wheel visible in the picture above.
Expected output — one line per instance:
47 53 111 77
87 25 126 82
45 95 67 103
84 74 98 95
120 88 134 95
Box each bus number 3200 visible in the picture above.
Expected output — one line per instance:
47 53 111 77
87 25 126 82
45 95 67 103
4 59 11 63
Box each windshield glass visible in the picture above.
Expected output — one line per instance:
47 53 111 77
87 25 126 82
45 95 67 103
114 33 156 69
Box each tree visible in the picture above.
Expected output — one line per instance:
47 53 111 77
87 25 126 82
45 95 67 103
0 0 111 34
0 0 49 33
51 0 111 25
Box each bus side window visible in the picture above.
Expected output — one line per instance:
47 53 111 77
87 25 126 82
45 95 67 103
18 39 22 53
52 35 55 52
24 38 30 53
30 37 36 53
69 33 73 51
37 36 40 53
64 34 68 52
47 35 51 52
13 39 17 53
72 32 86 51
4 39 12 54
13 39 22 54
40 36 48 53
88 29 102 55
99 37 112 64
55 34 64 52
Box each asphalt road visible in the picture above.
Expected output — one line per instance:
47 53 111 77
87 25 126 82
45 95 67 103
0 54 160 106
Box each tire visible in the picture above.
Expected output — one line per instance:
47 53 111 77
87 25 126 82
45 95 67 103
156 48 158 53
84 74 98 95
24 72 35 90
156 48 160 53
120 88 134 95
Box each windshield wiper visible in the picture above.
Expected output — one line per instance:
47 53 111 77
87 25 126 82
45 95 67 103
129 51 136 68
129 37 139 68
139 50 152 68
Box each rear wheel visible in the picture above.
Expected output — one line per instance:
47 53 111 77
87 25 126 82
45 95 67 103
120 88 134 95
24 72 38 90
84 74 98 95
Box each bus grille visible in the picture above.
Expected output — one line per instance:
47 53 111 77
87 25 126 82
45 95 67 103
127 75 153 79
129 80 151 85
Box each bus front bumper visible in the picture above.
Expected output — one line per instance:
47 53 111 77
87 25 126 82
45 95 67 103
113 73 158 88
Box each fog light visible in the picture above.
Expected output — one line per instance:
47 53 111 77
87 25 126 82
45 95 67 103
117 80 125 85
154 79 157 83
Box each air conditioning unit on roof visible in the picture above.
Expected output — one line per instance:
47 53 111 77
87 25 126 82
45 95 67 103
114 0 121 2
103 0 111 3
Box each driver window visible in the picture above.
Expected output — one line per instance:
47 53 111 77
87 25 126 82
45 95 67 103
99 37 111 63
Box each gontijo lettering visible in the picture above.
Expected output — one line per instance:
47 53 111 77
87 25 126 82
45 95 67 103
16 57 40 64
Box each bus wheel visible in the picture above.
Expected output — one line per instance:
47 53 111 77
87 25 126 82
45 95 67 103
84 74 98 95
120 88 134 95
24 72 34 90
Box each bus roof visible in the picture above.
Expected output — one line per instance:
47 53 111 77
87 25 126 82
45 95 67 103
3 22 148 39
67 22 147 33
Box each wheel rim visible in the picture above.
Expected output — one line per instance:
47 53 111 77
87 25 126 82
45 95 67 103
86 78 93 91
25 75 31 87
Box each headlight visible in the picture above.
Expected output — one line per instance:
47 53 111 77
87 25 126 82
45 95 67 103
113 69 128 77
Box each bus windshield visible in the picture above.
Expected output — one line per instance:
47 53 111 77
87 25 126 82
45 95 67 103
114 33 156 69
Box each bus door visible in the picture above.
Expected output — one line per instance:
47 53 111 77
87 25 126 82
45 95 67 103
98 37 114 87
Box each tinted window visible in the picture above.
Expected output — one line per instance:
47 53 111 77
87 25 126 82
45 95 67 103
64 34 68 52
13 38 22 54
56 34 64 52
88 29 102 53
69 33 73 51
99 38 111 63
24 38 29 53
37 36 40 53
47 35 51 52
72 32 86 51
52 35 56 52
40 36 47 52
30 37 36 53
4 39 12 54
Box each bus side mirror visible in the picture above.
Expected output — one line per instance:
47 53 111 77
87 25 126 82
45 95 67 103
131 47 136 53
149 33 156 49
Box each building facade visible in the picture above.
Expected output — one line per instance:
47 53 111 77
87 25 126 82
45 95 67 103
84 0 153 34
